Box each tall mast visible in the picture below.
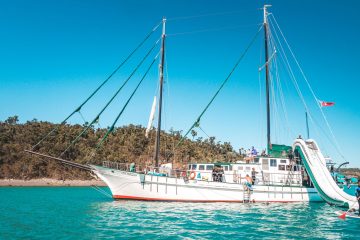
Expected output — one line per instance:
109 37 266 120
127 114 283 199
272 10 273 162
154 17 166 168
263 5 271 153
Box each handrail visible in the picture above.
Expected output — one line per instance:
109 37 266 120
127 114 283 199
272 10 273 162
101 161 303 186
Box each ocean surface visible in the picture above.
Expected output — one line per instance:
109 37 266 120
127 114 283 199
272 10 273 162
0 186 359 240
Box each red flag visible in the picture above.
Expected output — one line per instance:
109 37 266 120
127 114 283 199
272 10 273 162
319 101 335 107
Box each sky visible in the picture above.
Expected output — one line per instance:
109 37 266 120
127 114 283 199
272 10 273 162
1 0 360 167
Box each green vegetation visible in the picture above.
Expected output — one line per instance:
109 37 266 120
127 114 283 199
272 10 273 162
0 116 240 180
341 168 360 179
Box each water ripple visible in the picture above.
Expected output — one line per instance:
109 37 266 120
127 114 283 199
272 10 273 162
0 187 359 240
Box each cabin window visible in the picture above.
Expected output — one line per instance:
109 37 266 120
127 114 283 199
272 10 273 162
238 166 243 170
280 160 287 164
188 165 191 170
254 158 259 163
286 165 291 171
262 159 269 171
278 165 285 171
206 165 213 171
224 166 229 171
199 165 205 171
293 165 298 171
246 167 251 171
229 165 233 171
270 159 277 167
191 164 197 170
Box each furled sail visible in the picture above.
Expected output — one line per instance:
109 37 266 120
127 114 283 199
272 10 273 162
145 96 157 138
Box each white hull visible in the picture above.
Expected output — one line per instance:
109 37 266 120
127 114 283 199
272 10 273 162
91 165 323 202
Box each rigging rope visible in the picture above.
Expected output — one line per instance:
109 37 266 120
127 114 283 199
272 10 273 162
269 61 279 143
198 125 210 138
91 185 113 198
167 23 261 37
258 31 264 148
163 51 171 158
268 17 312 123
273 55 293 138
78 110 88 125
270 18 324 142
60 39 160 157
176 26 263 146
270 14 346 160
31 22 161 150
96 52 161 148
267 25 293 142
269 17 336 158
167 9 258 21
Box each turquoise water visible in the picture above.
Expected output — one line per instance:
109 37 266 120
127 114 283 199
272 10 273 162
0 187 359 240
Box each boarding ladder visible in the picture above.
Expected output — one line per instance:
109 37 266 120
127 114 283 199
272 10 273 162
243 188 251 203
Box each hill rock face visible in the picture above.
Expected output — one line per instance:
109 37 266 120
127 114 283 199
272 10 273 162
0 116 240 180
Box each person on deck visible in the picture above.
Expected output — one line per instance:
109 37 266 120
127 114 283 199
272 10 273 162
129 162 136 172
245 149 252 164
212 167 220 182
356 181 360 216
219 167 225 182
288 149 294 161
251 168 258 185
251 146 258 156
330 165 335 180
301 167 309 187
212 167 217 182
261 150 266 157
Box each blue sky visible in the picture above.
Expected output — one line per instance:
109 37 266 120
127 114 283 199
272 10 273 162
1 0 360 167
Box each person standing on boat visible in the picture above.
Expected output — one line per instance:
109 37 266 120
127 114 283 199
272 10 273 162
251 168 258 185
301 167 310 187
245 149 251 163
261 149 266 157
251 146 258 156
288 149 294 162
129 162 136 172
239 148 244 157
330 165 335 180
212 167 219 182
356 181 360 216
219 167 225 182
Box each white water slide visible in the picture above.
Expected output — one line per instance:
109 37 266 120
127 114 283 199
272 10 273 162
293 139 358 209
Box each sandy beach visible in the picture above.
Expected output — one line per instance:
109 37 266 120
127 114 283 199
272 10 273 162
0 178 107 187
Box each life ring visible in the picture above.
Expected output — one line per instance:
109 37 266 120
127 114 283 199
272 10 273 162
189 171 196 180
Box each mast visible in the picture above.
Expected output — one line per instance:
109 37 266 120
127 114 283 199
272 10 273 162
263 5 271 153
154 17 166 168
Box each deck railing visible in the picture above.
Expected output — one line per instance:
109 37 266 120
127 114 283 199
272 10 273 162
102 161 130 171
101 161 305 187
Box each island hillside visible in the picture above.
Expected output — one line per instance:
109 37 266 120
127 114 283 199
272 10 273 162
0 116 240 180
1 116 359 181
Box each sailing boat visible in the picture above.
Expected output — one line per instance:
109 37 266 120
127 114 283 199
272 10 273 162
86 7 320 203
27 6 357 208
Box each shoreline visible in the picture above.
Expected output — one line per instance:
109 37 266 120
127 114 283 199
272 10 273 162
0 178 107 187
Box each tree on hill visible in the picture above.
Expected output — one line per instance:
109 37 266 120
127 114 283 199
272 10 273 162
0 116 240 180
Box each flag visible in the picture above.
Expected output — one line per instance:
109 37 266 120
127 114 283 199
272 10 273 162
319 100 335 107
